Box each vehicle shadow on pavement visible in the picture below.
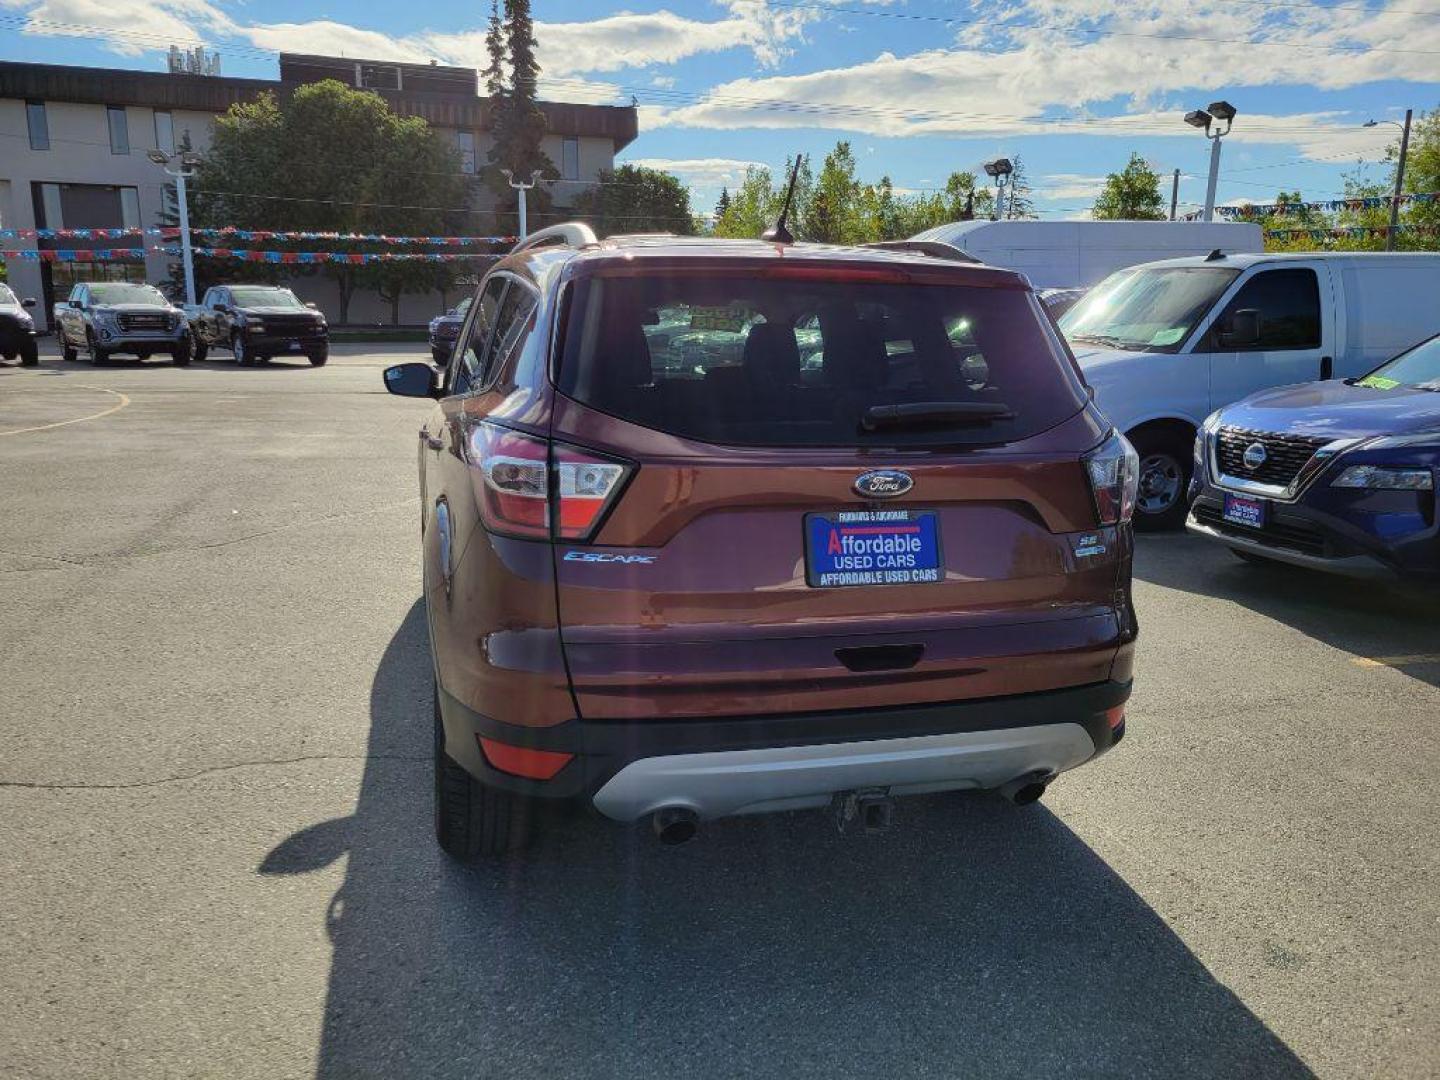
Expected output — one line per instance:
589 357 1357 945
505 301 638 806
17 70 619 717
260 600 1315 1080
1135 533 1440 691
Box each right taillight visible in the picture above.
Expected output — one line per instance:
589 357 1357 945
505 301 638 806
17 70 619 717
1084 431 1140 525
464 420 633 541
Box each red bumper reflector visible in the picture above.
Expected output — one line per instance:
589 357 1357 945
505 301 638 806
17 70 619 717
1105 705 1126 730
478 737 574 780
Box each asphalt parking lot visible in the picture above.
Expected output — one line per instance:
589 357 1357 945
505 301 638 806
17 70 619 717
2 343 1437 1080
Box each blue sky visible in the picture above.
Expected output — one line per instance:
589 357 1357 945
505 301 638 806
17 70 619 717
3 1 1437 218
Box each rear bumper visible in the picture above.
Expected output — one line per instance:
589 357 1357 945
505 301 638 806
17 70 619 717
438 678 1130 820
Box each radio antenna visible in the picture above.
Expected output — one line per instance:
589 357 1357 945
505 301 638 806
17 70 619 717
762 153 805 245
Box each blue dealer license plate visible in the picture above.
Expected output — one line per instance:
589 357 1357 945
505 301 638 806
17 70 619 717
804 510 942 588
1222 493 1268 529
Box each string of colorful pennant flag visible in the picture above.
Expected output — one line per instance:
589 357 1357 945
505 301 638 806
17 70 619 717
1219 192 1439 218
166 246 501 264
0 227 516 244
1262 224 1440 240
0 248 147 262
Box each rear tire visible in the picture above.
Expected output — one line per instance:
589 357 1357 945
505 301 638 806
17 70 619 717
19 338 39 367
1130 431 1192 532
431 346 447 365
61 334 78 363
433 686 532 859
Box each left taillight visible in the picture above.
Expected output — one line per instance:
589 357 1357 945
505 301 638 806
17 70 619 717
463 420 632 542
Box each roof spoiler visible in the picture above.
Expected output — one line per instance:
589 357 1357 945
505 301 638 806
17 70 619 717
862 239 981 264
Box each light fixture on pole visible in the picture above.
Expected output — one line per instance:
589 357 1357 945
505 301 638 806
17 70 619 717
983 158 1014 220
1364 110 1413 252
148 148 200 306
1184 101 1236 223
501 169 543 240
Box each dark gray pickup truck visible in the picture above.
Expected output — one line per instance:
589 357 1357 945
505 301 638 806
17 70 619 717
53 281 191 366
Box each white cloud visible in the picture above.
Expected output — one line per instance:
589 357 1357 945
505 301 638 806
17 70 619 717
1040 173 1108 200
13 0 234 56
623 157 769 188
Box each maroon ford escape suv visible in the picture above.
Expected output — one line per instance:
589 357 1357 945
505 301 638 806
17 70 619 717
383 224 1139 858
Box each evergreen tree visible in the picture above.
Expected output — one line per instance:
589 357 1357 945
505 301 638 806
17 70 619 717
714 187 731 222
1003 155 1036 220
484 0 557 233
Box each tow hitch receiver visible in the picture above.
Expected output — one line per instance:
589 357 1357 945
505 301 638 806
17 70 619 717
832 789 894 835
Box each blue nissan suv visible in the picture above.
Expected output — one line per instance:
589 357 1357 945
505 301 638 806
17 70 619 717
1187 332 1440 580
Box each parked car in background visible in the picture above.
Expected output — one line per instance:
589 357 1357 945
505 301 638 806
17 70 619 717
1038 287 1088 319
191 285 328 366
54 281 191 366
1187 332 1440 580
908 220 1263 290
0 283 39 366
1058 252 1440 529
428 296 472 363
382 223 1138 859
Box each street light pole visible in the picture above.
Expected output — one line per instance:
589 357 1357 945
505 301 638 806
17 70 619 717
1388 110 1412 252
148 149 198 306
502 169 543 239
1185 102 1236 223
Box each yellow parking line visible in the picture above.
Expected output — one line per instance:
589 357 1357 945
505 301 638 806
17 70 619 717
1351 654 1440 669
0 384 130 437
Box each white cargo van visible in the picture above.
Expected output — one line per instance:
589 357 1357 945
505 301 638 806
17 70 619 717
909 220 1263 289
1057 251 1440 528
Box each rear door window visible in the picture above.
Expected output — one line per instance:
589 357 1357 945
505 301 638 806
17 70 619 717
557 272 1086 447
450 276 506 395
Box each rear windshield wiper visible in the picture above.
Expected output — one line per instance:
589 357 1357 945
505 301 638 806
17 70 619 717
860 401 1016 432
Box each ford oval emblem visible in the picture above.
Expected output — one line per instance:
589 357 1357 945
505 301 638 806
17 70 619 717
1242 442 1268 470
854 470 913 499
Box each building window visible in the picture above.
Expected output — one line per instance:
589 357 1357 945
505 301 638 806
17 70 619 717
154 110 174 155
107 106 130 155
120 188 141 230
562 137 580 181
456 130 476 173
26 101 49 151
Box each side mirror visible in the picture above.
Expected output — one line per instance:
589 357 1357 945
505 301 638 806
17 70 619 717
22 298 37 309
69 299 84 309
1224 308 1261 348
383 362 440 399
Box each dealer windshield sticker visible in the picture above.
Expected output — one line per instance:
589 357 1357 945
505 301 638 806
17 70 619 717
1073 533 1107 558
1149 328 1186 347
1357 375 1401 390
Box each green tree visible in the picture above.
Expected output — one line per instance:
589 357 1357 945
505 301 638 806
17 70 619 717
1092 153 1166 220
714 187 731 222
713 165 779 238
572 164 695 237
192 80 469 323
1397 104 1440 237
1002 155 1036 220
801 141 860 243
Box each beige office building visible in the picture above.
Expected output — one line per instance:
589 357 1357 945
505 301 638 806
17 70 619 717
0 54 638 328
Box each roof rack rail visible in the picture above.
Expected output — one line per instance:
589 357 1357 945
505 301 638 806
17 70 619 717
511 223 599 255
863 239 981 264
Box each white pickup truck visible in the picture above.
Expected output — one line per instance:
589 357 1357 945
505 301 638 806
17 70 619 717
1058 251 1440 528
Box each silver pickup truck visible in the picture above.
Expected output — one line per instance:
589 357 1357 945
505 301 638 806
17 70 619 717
53 281 191 366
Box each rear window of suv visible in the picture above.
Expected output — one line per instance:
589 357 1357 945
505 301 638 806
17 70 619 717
556 270 1087 447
